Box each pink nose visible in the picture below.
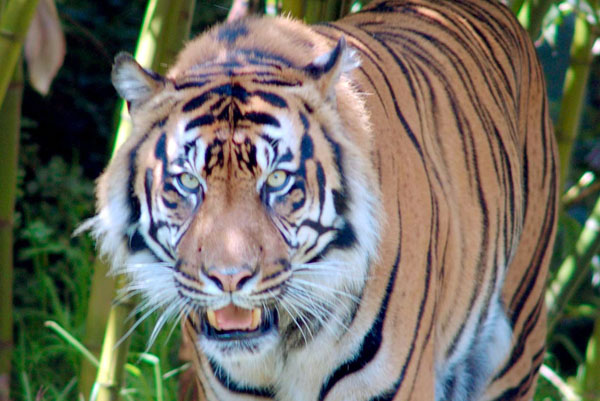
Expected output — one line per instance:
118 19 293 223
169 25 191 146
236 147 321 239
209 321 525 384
207 268 253 292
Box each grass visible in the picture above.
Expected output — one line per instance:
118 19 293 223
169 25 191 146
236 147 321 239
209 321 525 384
10 144 186 401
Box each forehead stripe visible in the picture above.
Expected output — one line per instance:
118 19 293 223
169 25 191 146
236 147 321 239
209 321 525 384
244 112 280 127
182 83 252 113
174 80 208 90
254 90 288 108
251 78 301 87
185 115 216 131
182 91 213 112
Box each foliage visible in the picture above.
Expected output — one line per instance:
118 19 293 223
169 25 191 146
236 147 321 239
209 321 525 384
12 140 187 401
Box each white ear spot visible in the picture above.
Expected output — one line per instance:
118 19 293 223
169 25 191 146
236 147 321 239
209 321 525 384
312 37 360 74
111 52 164 106
340 45 360 73
305 37 360 97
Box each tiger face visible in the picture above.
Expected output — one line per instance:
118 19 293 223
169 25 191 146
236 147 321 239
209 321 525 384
86 33 380 364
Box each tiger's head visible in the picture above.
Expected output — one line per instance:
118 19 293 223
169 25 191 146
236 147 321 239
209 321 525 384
84 19 380 363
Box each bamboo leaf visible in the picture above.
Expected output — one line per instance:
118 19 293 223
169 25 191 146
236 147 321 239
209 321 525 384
23 0 65 95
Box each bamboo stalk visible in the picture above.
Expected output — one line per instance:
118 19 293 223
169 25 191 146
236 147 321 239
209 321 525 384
112 0 194 153
516 0 556 40
303 0 326 23
90 276 135 401
555 10 596 191
78 259 117 399
157 0 195 70
281 0 304 19
546 196 600 334
87 2 195 400
0 0 38 107
0 56 22 401
511 0 526 16
582 317 600 400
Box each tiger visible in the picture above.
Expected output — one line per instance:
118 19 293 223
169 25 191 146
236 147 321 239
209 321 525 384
81 0 558 400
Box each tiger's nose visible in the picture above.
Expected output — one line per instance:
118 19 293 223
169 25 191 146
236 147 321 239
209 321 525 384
207 268 253 292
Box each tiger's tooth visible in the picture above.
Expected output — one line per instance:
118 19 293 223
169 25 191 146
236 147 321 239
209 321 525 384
251 308 261 330
206 309 218 329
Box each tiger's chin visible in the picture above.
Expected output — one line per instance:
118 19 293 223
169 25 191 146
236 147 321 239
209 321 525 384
189 306 280 360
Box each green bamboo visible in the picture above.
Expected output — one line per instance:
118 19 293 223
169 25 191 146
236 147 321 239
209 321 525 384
281 0 304 18
0 0 38 108
88 1 195 400
338 0 352 19
304 0 329 23
79 259 117 399
90 276 135 401
555 10 596 191
511 0 526 16
547 196 600 334
581 317 600 400
323 0 341 21
516 0 556 40
156 0 195 71
113 0 194 153
0 56 22 401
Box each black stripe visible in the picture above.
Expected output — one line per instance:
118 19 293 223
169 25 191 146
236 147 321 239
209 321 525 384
251 78 301 87
237 49 295 68
174 81 208 90
162 197 178 209
127 143 143 226
217 22 248 44
128 230 147 252
493 295 544 380
254 90 288 108
186 115 215 131
244 112 280 127
369 195 434 401
208 359 275 398
144 168 172 258
305 38 343 78
491 347 545 401
321 126 348 215
318 206 402 401
300 134 314 161
182 91 213 113
155 133 167 164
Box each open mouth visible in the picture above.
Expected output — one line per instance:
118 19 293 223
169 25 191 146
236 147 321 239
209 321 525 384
194 305 278 341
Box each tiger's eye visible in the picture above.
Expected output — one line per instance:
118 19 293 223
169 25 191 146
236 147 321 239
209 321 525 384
178 173 200 191
266 170 288 189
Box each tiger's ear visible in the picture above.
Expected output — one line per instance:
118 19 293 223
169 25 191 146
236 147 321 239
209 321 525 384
111 52 165 107
304 37 359 99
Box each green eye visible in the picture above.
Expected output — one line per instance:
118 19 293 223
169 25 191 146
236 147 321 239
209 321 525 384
266 170 289 190
178 173 200 191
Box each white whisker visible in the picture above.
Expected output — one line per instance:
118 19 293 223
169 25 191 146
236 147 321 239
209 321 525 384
115 302 162 349
280 297 312 343
284 287 349 334
290 278 360 302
